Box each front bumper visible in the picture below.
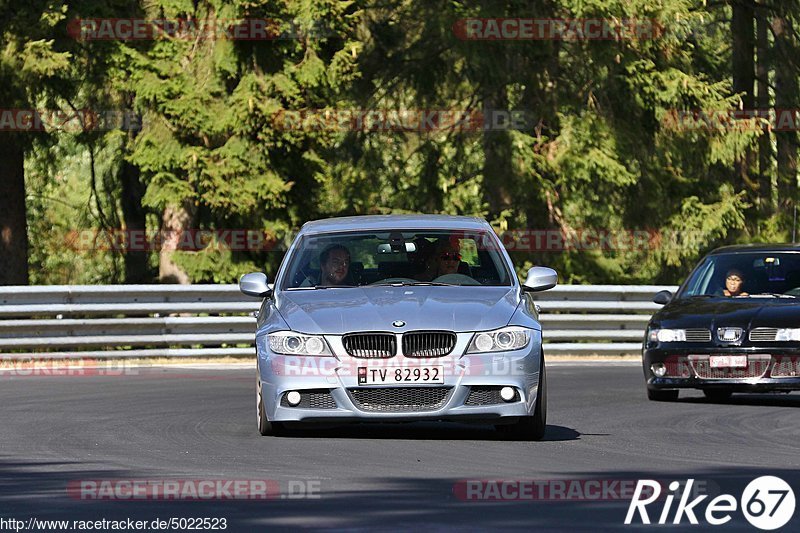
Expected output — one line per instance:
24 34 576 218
257 332 543 423
643 347 800 392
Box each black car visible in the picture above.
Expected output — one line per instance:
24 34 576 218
644 244 800 401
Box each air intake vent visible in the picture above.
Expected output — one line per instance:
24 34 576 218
685 329 712 342
348 387 452 412
749 328 778 342
402 331 456 357
343 333 396 358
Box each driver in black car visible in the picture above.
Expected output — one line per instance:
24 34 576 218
723 269 749 297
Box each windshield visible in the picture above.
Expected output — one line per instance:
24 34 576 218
280 229 511 289
679 252 800 298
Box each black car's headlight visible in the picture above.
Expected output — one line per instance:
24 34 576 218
648 328 686 342
466 326 531 354
775 328 800 341
268 331 332 356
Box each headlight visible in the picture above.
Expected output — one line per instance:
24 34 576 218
466 327 531 354
775 328 800 341
648 328 687 343
268 331 332 356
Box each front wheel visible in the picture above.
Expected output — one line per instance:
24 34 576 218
496 360 547 441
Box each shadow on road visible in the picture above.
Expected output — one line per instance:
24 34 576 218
273 423 582 442
1 459 797 531
676 392 800 407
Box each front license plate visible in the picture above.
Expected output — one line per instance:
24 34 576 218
709 355 747 368
358 366 444 385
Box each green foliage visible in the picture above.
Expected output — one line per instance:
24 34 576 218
18 0 800 285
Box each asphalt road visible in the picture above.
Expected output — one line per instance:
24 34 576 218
0 362 798 532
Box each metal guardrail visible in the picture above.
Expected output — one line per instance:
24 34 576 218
0 284 676 359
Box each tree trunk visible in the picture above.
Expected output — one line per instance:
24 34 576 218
119 125 150 283
756 2 772 217
772 11 799 215
419 144 444 213
159 202 194 284
481 87 514 222
732 0 756 196
0 138 29 285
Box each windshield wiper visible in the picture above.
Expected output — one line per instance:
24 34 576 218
371 281 455 287
288 285 354 290
752 293 797 298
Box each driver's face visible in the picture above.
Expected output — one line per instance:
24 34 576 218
437 247 461 275
726 275 743 294
321 249 350 285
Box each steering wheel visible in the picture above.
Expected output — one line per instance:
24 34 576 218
433 273 480 285
370 277 418 285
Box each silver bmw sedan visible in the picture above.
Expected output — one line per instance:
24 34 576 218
239 215 557 439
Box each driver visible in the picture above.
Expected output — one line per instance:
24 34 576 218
434 238 461 277
413 238 461 281
723 269 749 297
319 244 351 286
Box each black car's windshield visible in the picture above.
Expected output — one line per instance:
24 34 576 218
679 252 800 298
281 229 511 289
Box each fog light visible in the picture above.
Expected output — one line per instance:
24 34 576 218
286 391 302 406
500 386 516 402
651 363 667 378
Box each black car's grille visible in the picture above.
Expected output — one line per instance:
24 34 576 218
402 331 456 357
279 389 337 409
663 356 692 378
685 329 712 342
465 386 519 405
749 328 779 342
690 355 771 379
348 387 451 412
771 357 800 377
343 333 396 358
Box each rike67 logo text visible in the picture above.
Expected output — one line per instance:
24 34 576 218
625 476 795 530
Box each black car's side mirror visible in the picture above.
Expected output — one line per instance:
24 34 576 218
653 290 672 305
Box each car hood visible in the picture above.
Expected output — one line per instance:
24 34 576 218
654 297 800 329
274 286 520 334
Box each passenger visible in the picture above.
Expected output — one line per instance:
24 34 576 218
319 244 351 286
413 239 438 281
723 269 749 297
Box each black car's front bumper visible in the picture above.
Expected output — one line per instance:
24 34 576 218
643 347 800 392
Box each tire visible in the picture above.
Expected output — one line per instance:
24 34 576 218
496 359 547 441
647 388 679 402
703 389 733 402
256 375 285 436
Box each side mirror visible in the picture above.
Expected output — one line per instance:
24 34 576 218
653 290 672 305
239 272 272 298
522 267 558 292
